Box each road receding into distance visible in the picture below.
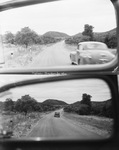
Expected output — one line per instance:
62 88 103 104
26 109 105 140
29 41 71 67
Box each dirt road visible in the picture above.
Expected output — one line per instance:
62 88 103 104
26 109 104 140
29 41 71 67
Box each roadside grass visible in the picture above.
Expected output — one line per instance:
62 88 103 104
1 112 42 137
4 44 43 67
63 112 114 137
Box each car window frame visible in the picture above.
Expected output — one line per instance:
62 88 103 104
0 0 118 74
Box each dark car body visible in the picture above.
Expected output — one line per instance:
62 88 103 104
54 112 60 118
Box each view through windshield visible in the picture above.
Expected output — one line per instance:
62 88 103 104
0 0 117 68
0 76 114 140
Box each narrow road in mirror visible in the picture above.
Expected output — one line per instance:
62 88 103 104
26 109 107 140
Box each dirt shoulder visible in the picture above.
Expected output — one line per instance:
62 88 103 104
62 111 114 138
1 111 52 138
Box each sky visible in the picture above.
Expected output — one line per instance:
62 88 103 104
0 0 116 35
0 75 111 103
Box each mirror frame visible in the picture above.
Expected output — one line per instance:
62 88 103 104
0 75 118 144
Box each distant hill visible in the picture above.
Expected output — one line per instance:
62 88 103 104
42 31 70 39
42 99 68 106
94 28 116 36
71 32 82 38
65 28 117 48
65 99 112 110
94 28 116 40
70 101 81 107
71 28 116 38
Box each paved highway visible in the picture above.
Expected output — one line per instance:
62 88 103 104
26 109 103 140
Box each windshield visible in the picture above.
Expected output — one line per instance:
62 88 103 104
0 0 117 68
0 75 114 140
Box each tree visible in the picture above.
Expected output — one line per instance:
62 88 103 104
14 99 22 112
82 24 94 40
76 104 90 115
41 36 58 44
4 32 15 44
14 95 42 114
4 98 14 111
19 95 37 114
78 35 90 42
81 93 92 109
104 34 117 48
15 27 40 48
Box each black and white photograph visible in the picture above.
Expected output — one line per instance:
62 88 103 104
0 0 118 150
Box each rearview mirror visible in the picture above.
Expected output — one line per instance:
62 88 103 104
0 74 118 141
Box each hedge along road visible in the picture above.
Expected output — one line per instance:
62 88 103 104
26 109 104 139
29 41 72 67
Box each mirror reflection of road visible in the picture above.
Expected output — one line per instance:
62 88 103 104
26 109 103 139
30 41 71 67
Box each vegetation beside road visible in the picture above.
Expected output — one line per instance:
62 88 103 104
4 44 43 67
65 24 117 49
0 93 114 138
3 27 68 48
1 96 67 137
64 93 113 118
2 24 117 68
3 95 66 115
63 112 113 137
1 112 42 137
3 24 117 51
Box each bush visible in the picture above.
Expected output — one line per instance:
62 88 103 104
76 104 90 115
41 36 61 45
102 100 113 118
65 35 90 45
64 103 91 115
91 100 113 118
104 34 117 48
64 105 73 113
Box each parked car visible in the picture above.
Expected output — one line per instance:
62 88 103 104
70 41 115 65
54 112 60 118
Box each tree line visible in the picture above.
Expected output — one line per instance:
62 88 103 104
64 93 113 118
4 25 117 49
65 24 117 48
3 93 113 118
3 27 61 48
4 95 61 115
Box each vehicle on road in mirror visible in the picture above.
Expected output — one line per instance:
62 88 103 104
70 41 115 65
54 112 60 118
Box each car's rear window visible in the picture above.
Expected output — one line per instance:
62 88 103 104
84 43 107 50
